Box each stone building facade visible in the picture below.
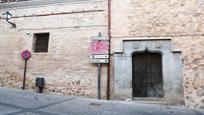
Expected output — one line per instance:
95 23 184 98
0 0 204 109
0 0 108 98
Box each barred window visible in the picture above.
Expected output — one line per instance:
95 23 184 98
34 33 49 53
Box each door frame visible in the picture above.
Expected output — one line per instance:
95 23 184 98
132 51 164 99
114 39 184 104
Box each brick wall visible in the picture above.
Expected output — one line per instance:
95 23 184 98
0 0 28 3
0 0 108 99
111 0 204 108
1 0 204 108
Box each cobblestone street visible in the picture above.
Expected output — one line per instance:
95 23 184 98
0 88 203 115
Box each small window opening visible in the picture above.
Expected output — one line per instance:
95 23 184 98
34 33 49 53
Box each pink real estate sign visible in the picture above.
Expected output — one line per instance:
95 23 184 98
90 40 109 55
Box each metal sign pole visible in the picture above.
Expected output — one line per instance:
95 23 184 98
21 50 31 90
90 33 109 100
22 59 27 90
97 63 101 100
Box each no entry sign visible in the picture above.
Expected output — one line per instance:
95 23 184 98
21 50 31 90
21 50 31 60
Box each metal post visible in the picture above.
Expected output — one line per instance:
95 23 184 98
8 21 16 28
97 63 101 100
22 60 27 90
98 32 101 37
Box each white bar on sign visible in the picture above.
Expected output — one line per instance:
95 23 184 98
91 36 109 40
90 59 109 63
94 55 109 59
90 55 109 59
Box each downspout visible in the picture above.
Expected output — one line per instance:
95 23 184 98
107 0 111 100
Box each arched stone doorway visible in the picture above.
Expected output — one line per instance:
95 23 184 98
114 39 184 104
132 51 164 98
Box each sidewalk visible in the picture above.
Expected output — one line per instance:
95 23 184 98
0 87 203 115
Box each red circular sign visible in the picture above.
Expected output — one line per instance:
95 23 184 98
21 50 31 60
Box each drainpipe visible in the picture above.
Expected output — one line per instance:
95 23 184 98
107 0 112 100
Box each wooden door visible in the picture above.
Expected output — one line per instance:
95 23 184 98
132 52 164 98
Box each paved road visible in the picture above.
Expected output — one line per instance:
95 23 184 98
0 88 203 115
